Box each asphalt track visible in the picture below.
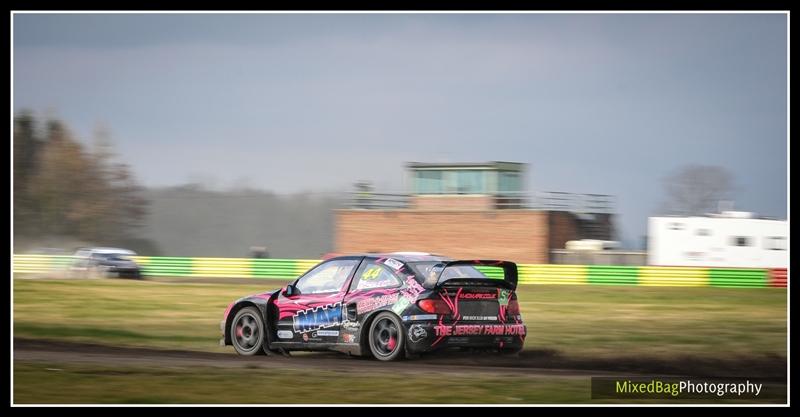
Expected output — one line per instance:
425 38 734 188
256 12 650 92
13 338 786 381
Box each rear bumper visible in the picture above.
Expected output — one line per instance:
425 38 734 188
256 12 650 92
404 321 526 353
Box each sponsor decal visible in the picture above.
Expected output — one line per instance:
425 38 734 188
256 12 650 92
361 267 383 280
497 289 512 322
302 333 309 342
391 297 411 315
433 324 526 337
461 316 498 321
359 279 396 290
382 258 404 270
447 337 470 344
402 314 438 321
460 293 497 299
356 293 400 314
316 330 340 337
292 302 343 334
404 276 425 296
408 324 428 343
343 333 356 343
498 289 511 306
342 321 360 331
391 276 425 315
277 330 293 339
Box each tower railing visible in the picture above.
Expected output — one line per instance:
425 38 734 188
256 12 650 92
344 191 614 213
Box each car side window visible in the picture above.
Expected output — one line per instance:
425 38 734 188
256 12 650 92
294 260 358 295
350 261 402 291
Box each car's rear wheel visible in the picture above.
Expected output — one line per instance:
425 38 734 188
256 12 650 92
367 312 405 361
230 307 265 356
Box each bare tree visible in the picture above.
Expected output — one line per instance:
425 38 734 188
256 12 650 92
661 165 735 216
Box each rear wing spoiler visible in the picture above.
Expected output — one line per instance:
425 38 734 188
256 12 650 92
434 260 518 290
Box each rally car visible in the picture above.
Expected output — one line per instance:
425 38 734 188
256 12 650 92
70 247 142 279
220 253 525 361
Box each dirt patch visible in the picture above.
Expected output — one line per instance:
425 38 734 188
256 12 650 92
14 338 786 381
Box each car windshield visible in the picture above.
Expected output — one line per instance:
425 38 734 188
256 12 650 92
409 261 488 288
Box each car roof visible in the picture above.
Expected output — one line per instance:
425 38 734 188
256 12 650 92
78 247 137 255
346 252 452 263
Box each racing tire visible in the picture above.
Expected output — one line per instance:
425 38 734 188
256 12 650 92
367 312 405 361
230 307 266 356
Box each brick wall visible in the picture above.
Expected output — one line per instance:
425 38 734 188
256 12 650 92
335 209 551 264
411 195 494 211
548 211 580 259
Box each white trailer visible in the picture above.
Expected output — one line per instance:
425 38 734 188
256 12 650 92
648 212 787 268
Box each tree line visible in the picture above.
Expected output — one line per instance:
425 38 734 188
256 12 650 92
13 111 148 249
13 109 741 256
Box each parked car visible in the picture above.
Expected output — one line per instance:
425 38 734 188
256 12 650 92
221 253 525 361
71 247 142 279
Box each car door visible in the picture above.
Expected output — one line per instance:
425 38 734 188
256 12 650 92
273 257 363 345
340 259 406 345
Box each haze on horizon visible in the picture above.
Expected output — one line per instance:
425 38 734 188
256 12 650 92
13 13 788 247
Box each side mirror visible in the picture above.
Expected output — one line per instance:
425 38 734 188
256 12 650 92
284 284 298 297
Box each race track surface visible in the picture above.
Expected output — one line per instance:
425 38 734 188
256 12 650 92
13 338 786 380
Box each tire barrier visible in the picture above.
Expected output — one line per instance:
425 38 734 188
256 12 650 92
769 268 788 288
132 257 194 277
639 267 709 287
519 264 587 285
11 254 788 288
709 268 768 288
587 265 639 285
12 255 74 274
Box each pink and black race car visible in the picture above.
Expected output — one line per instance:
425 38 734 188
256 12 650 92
221 253 525 361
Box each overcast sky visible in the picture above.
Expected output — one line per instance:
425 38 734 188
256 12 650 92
13 13 788 247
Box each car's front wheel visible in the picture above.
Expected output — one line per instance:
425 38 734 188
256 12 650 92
367 312 405 361
230 307 265 356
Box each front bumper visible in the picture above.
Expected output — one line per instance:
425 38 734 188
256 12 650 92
107 267 141 278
